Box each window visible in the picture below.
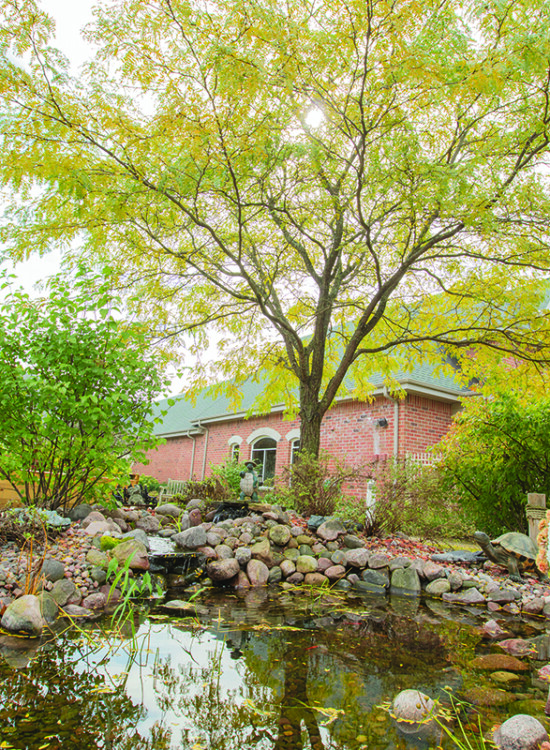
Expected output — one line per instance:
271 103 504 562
230 443 240 462
250 437 277 482
290 438 301 464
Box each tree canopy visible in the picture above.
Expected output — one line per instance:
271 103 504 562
0 272 169 511
1 0 550 454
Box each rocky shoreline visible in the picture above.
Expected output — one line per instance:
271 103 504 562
2 498 550 636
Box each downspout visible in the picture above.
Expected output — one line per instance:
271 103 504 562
383 386 399 457
186 431 197 480
197 422 210 480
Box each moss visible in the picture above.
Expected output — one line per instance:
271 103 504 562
100 535 122 551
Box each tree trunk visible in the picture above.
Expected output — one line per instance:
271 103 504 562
298 390 324 458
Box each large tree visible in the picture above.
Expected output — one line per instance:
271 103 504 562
1 0 550 455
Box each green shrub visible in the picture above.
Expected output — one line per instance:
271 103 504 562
210 459 248 497
138 475 162 494
437 391 550 536
365 458 474 540
275 452 368 517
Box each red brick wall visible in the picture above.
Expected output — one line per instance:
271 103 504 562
133 394 454 484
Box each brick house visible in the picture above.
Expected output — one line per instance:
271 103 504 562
133 363 469 493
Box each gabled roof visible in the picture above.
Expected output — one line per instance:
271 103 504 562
152 361 470 438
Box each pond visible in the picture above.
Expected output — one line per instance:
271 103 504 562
1 586 549 750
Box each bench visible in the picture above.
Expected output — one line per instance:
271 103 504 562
157 478 187 503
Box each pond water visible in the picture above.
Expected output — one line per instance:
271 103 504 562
1 586 549 750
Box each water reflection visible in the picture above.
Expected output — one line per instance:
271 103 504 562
0 590 548 750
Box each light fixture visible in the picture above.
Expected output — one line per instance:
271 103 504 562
376 418 388 428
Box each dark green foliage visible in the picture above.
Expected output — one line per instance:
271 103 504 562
438 392 550 535
365 458 474 540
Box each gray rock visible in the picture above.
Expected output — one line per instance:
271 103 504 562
50 579 80 607
362 568 389 588
493 714 549 750
280 559 296 577
269 524 291 546
41 559 65 583
343 534 365 549
84 521 113 536
1 595 44 636
235 547 252 566
488 589 520 604
135 515 160 534
186 498 203 511
173 526 207 550
286 572 305 585
442 587 486 605
86 548 110 568
325 565 347 581
247 559 270 586
307 515 326 531
426 579 451 596
345 548 370 568
67 503 93 522
268 566 283 584
206 558 240 581
331 550 348 565
81 511 108 528
296 555 318 574
156 503 183 518
423 561 446 581
91 566 107 584
389 556 412 571
284 548 300 561
82 593 107 610
112 540 150 570
392 689 438 735
448 570 464 591
37 592 58 624
122 528 150 549
215 544 234 560
390 567 421 597
317 518 347 541
353 580 386 595
369 553 390 570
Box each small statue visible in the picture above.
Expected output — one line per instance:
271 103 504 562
239 461 262 502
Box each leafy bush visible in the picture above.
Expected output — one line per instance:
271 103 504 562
175 478 229 504
275 452 368 517
138 475 162 494
437 392 550 535
0 271 169 513
210 459 248 498
364 458 473 541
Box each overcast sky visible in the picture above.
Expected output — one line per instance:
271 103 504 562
2 0 96 292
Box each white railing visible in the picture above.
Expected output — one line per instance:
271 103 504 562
405 452 440 467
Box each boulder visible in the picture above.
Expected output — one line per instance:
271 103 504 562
1 595 44 636
296 555 318 574
493 715 549 750
206 558 240 582
173 526 207 550
122 528 150 549
269 524 292 546
189 509 203 527
41 559 66 583
304 573 328 586
135 515 160 534
112 540 150 570
235 547 252 566
37 592 58 624
81 511 108 528
390 568 421 597
317 518 346 541
345 548 370 568
391 689 438 735
250 538 272 565
246 559 270 586
51 579 81 607
325 564 347 581
156 503 183 518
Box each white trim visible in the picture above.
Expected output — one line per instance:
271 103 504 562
246 427 282 444
227 435 243 446
285 428 301 442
